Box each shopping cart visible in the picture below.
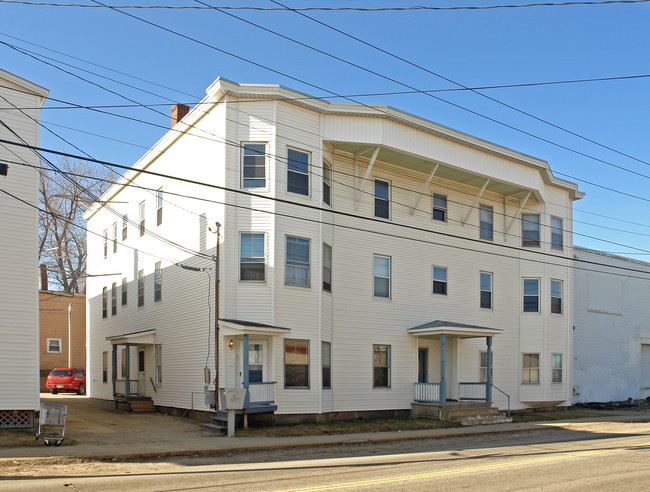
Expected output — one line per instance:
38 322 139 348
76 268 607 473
36 403 67 446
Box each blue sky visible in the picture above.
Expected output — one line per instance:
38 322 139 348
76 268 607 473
2 0 649 257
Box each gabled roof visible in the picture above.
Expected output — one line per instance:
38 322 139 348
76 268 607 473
408 320 502 339
0 68 49 102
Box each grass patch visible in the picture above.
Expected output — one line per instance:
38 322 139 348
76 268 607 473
0 428 75 448
511 409 599 423
236 418 459 437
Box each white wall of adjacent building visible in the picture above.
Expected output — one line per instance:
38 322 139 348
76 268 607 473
573 247 650 403
0 69 48 415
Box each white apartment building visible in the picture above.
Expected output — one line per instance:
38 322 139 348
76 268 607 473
0 68 48 428
84 77 582 418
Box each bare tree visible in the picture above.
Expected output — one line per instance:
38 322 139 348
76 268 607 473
39 157 115 293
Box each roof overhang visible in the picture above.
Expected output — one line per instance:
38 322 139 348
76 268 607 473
106 329 156 345
328 141 547 203
408 320 502 339
220 319 291 337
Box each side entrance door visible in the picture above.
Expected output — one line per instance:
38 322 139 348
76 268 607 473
418 348 428 383
137 349 146 396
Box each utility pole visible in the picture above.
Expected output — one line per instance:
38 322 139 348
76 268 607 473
213 223 221 402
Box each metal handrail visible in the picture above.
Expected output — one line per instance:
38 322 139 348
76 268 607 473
490 384 510 417
149 377 157 393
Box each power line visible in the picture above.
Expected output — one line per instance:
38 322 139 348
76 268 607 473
90 0 650 190
270 0 650 170
4 169 650 282
3 1 649 11
6 137 650 273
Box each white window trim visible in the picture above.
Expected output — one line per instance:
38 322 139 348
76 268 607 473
373 344 391 388
239 232 266 283
551 216 564 251
480 271 493 310
285 235 311 288
479 204 494 241
522 213 541 248
241 141 268 190
551 353 563 384
551 279 563 315
374 178 391 220
373 254 391 300
522 352 540 384
322 159 332 207
432 265 448 296
286 147 311 197
432 193 448 222
47 338 62 354
523 277 541 314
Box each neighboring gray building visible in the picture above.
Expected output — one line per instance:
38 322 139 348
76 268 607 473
573 247 650 403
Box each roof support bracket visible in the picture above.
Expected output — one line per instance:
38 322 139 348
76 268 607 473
409 163 439 216
461 179 490 225
505 190 531 235
354 146 380 210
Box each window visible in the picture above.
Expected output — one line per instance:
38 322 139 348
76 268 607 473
102 351 107 383
286 236 310 287
522 353 540 383
479 204 493 240
112 222 118 253
552 353 563 383
433 193 447 222
551 216 563 250
322 243 332 293
103 230 108 258
121 277 127 306
285 339 309 388
522 213 540 247
242 143 266 188
102 286 107 318
111 282 117 316
122 214 128 240
480 272 493 309
154 261 162 302
479 351 494 382
374 179 390 219
373 255 391 298
287 148 310 196
139 201 145 237
121 348 126 379
137 269 144 307
322 341 331 389
155 344 162 384
323 160 332 206
523 278 540 313
373 344 391 388
156 188 163 226
551 279 563 314
240 233 265 281
432 266 448 295
47 338 62 354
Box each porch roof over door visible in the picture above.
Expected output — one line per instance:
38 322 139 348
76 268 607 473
407 320 502 339
106 329 156 345
220 318 291 337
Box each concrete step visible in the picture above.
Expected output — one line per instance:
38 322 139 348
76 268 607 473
201 422 226 435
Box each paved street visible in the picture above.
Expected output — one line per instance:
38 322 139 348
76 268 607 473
3 421 650 491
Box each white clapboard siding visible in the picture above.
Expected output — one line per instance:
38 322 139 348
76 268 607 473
85 78 579 414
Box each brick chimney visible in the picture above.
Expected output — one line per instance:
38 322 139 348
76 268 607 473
40 264 48 291
171 103 190 128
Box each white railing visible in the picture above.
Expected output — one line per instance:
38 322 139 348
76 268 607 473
249 382 276 405
115 379 138 396
459 382 487 401
414 382 441 403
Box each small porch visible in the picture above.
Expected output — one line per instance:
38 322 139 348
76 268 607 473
408 320 509 414
106 329 157 412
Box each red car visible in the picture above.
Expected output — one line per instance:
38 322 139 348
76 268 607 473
46 368 86 395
